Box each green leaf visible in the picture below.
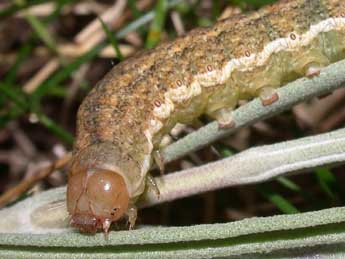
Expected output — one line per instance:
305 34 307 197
315 168 337 200
257 185 300 214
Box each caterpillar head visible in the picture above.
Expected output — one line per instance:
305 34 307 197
67 168 129 233
67 142 144 233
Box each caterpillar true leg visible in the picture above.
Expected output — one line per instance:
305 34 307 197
294 48 330 78
305 62 322 78
211 107 235 129
258 86 279 106
126 205 138 230
147 173 160 198
153 150 165 175
102 218 111 236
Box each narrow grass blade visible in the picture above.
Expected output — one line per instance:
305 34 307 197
276 177 301 192
25 13 58 53
128 0 142 19
35 113 74 145
315 168 337 200
99 18 124 61
257 185 300 214
145 0 168 48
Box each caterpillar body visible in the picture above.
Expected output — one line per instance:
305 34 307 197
67 0 345 233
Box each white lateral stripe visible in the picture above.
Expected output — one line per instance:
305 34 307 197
146 17 345 152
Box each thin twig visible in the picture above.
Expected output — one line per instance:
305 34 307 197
20 0 173 95
0 153 71 208
75 0 127 44
79 0 153 51
170 11 185 35
23 58 59 94
57 43 136 58
20 0 140 95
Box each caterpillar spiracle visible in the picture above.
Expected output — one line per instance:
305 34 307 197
67 0 345 233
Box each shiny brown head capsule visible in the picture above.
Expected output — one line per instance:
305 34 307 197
67 168 129 234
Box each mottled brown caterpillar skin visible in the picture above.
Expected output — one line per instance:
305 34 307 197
67 0 345 233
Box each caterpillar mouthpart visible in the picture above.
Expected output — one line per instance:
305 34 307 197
67 168 129 234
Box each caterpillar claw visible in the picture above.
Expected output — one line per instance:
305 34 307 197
219 121 236 129
153 150 165 175
214 108 235 129
102 219 111 239
126 205 137 230
305 62 322 78
147 174 160 198
259 87 279 106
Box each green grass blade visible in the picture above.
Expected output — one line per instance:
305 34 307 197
99 18 124 61
32 0 184 100
276 176 323 210
1 0 183 128
116 0 182 39
257 185 300 214
32 42 104 100
35 113 74 144
0 82 73 144
276 177 301 192
4 43 33 86
0 83 28 111
145 0 168 48
216 143 235 157
128 0 142 19
25 13 58 53
315 167 337 200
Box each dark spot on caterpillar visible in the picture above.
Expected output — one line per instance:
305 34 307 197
111 207 119 216
154 100 161 107
207 65 213 72
176 80 183 86
290 33 296 40
245 50 251 57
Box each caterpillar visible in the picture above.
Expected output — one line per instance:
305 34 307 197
67 0 345 233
